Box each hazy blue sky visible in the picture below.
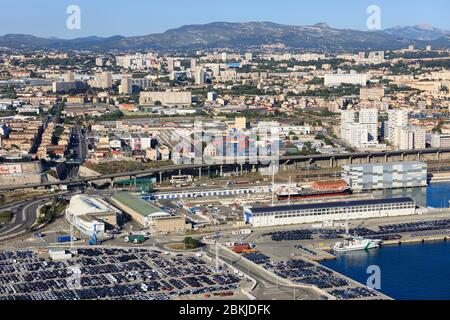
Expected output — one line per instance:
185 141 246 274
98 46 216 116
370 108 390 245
1 0 449 38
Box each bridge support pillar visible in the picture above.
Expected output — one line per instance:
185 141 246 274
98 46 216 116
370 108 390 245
417 153 421 162
199 167 202 179
367 155 371 164
240 164 244 175
401 153 405 161
220 165 223 177
385 154 388 163
438 151 441 162
159 172 163 184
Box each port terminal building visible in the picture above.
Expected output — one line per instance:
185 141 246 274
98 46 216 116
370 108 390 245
111 192 191 233
342 162 427 191
66 195 121 237
145 186 267 200
244 197 416 228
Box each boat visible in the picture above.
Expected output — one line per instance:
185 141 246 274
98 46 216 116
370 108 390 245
277 188 351 200
277 181 351 201
333 236 382 253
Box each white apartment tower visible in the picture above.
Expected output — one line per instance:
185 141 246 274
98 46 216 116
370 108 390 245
196 68 207 85
100 71 113 89
341 109 379 148
340 110 356 143
167 58 175 72
119 76 133 95
191 58 197 70
399 126 426 150
387 109 409 146
359 109 378 143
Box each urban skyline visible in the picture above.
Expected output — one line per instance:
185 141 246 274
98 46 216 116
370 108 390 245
1 0 450 306
0 0 449 38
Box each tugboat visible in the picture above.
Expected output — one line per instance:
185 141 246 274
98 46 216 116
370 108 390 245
332 236 382 253
332 215 381 253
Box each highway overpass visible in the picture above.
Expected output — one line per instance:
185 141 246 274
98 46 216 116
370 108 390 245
2 148 450 192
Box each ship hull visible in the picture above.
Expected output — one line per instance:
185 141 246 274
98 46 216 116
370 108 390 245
277 189 351 201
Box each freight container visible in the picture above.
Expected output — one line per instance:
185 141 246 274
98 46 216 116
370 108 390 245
125 235 145 244
232 243 251 254
57 236 72 243
311 180 349 192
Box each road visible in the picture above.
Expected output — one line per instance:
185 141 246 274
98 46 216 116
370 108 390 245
0 192 73 242
74 125 88 162
3 147 450 192
207 244 328 300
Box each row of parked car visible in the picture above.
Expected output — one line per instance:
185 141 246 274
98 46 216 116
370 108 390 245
0 248 241 300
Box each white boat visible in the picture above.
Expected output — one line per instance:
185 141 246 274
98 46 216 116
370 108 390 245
333 236 382 253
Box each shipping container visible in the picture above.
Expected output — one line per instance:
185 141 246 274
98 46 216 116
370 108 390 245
232 243 251 254
57 236 72 243
311 180 349 192
125 235 145 244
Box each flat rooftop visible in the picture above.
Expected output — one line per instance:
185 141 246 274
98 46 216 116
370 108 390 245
342 161 426 169
248 197 415 214
111 192 168 218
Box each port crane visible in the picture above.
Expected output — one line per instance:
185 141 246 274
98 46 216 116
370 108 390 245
88 225 99 246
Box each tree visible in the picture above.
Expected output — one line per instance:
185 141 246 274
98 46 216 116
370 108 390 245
183 237 201 249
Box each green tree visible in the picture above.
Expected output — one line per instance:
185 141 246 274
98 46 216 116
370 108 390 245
183 237 200 249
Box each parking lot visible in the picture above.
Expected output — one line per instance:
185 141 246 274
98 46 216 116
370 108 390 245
0 248 242 300
249 252 382 300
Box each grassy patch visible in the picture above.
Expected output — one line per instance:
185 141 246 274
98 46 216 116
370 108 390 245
37 200 68 225
0 211 11 224
167 238 202 251
0 191 48 206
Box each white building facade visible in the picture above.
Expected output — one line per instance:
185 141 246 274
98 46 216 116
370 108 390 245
245 198 416 228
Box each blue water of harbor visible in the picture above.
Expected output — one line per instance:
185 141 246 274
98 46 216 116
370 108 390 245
426 183 450 208
321 182 450 300
322 241 450 300
378 182 450 209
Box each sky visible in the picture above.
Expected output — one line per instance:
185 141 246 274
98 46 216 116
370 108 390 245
1 0 449 38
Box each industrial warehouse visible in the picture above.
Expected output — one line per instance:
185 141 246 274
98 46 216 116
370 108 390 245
244 197 417 227
111 192 190 233
342 162 427 191
66 195 121 237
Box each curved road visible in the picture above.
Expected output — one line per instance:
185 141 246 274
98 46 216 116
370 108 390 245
206 244 329 300
0 193 72 241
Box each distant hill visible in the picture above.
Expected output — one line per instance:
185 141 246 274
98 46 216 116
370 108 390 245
381 24 450 41
1 22 449 51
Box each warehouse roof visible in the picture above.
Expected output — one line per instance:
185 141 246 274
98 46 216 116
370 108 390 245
342 161 426 169
67 195 119 217
111 192 170 218
248 197 415 214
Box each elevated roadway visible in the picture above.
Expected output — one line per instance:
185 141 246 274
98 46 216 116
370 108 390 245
2 148 450 192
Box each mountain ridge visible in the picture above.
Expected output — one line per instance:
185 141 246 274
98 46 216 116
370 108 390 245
1 22 449 51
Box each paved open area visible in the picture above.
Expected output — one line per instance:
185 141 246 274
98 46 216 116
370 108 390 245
0 247 244 301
